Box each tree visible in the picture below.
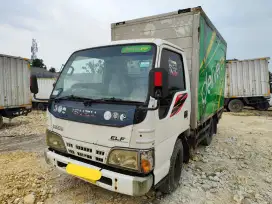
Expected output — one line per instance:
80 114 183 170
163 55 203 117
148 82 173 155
31 58 46 69
49 67 56 73
82 60 104 74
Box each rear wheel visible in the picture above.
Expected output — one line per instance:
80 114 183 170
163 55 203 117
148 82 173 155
0 115 3 129
158 140 183 194
228 99 244 112
202 119 215 146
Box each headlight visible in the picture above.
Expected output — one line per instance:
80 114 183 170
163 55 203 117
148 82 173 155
107 149 139 171
107 149 154 173
46 129 67 153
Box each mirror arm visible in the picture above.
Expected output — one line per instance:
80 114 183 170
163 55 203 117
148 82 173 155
139 99 160 111
33 94 49 101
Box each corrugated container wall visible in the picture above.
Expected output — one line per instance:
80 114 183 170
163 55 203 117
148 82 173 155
225 58 270 98
0 55 31 109
32 78 56 102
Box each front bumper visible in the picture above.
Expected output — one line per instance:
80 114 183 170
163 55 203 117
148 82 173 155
44 149 153 196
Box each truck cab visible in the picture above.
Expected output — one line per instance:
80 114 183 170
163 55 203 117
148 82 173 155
31 39 192 195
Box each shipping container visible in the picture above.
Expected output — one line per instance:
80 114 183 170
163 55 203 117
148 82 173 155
0 54 32 127
111 7 227 129
224 58 271 111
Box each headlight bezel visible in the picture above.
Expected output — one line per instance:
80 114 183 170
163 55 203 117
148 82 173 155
46 129 67 153
107 147 154 174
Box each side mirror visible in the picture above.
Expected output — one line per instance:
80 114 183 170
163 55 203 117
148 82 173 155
149 68 169 99
53 82 56 88
30 75 39 94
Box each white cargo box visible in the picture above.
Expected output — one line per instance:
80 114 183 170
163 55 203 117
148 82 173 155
225 58 270 98
0 54 31 109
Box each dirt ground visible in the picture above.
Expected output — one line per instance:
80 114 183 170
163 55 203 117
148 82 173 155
0 109 272 204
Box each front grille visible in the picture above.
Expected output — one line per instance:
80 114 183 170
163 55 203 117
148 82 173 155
96 157 103 162
76 145 92 153
77 152 92 159
64 140 107 164
68 149 75 154
96 150 105 156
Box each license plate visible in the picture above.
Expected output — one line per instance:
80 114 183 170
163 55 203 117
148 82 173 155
66 163 102 183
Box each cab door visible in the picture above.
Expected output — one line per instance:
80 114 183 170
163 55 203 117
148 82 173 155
153 44 191 184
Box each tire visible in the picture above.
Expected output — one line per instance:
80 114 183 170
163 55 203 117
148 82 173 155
213 119 218 134
0 115 3 129
37 103 45 111
254 102 269 111
158 140 183 194
201 119 215 146
228 99 244 112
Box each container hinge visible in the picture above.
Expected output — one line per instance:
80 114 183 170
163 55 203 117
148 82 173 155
116 21 125 26
178 8 191 14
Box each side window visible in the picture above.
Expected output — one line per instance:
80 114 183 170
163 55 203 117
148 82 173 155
160 49 186 92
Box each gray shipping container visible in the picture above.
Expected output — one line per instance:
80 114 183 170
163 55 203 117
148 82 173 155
0 54 31 110
111 7 227 129
225 58 270 98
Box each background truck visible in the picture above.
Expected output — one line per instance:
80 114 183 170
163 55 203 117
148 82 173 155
32 78 56 110
0 54 32 128
31 6 227 195
224 57 271 112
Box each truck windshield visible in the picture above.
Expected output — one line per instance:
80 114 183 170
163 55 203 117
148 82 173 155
52 44 156 103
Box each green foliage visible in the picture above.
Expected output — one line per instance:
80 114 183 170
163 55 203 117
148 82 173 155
31 59 46 69
49 67 56 73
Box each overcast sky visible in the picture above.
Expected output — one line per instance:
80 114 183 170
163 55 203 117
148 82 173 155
0 0 271 71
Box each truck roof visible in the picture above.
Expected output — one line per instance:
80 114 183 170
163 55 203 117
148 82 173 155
227 57 270 63
0 53 29 61
112 6 227 46
77 38 184 52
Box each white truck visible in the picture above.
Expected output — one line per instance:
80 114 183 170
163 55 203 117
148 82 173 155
32 78 56 110
0 54 32 128
31 7 227 195
224 57 271 112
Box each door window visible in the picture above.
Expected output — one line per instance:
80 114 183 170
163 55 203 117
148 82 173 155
159 48 186 119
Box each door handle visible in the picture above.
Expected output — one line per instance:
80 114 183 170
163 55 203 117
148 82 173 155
184 110 188 118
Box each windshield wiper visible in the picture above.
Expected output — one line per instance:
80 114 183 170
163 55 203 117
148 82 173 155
52 95 97 103
101 97 143 104
52 95 106 106
52 95 142 106
53 95 86 101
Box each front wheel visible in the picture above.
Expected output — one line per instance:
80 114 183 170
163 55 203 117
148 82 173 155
158 140 183 194
254 102 269 111
37 103 45 111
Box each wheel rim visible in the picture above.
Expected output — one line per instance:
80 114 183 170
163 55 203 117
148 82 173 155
232 102 242 110
230 100 243 112
174 152 182 181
